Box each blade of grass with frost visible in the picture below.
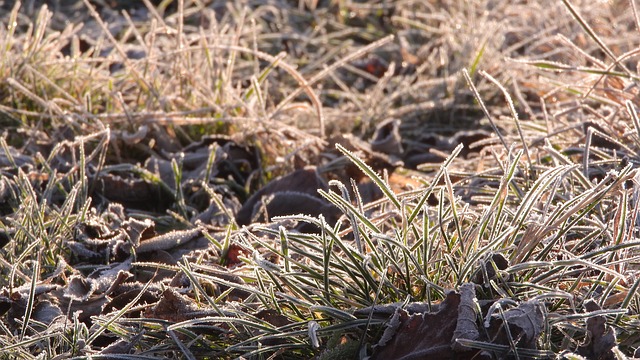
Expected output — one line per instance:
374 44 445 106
202 142 218 184
230 329 311 354
279 226 291 273
513 59 632 78
480 70 532 172
105 163 175 198
224 7 245 98
313 242 378 302
437 187 455 253
0 333 57 357
179 42 325 134
253 268 277 310
269 273 339 314
615 276 640 324
612 188 628 245
43 184 80 262
82 0 154 96
71 136 86 206
569 228 603 255
36 153 67 201
463 69 509 153
19 251 39 341
310 305 358 322
328 179 363 253
562 0 630 76
0 137 17 169
336 143 400 209
395 227 413 289
177 262 226 317
169 316 279 336
167 328 196 360
455 339 554 358
485 150 521 241
599 278 620 306
1 2 20 67
260 269 317 306
408 143 462 224
557 308 628 323
236 344 313 359
372 232 424 280
269 35 394 136
418 274 447 297
442 253 460 284
218 224 234 267
495 305 521 359
271 215 377 297
421 209 431 276
584 127 596 182
24 6 48 58
244 52 286 101
530 260 610 287
369 251 406 297
544 140 618 189
87 128 110 201
468 33 489 77
275 250 372 305
546 166 632 231
626 101 640 140
86 283 153 347
320 215 333 304
6 227 37 287
252 229 324 264
507 164 576 246
443 168 464 255
171 157 190 219
578 243 640 265
458 226 515 286
204 184 237 228
319 188 379 233
254 222 363 281
359 264 389 352
187 266 273 299
10 176 47 274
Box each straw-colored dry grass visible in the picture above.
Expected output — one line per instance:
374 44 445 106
1 0 640 358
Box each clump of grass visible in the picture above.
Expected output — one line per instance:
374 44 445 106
1 0 640 359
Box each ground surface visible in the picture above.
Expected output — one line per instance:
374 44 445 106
1 0 640 359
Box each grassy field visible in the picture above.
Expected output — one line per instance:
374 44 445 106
1 0 640 358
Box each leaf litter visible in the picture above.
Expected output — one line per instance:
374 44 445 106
1 0 640 358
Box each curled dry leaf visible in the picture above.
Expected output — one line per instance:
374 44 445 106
136 227 204 254
404 130 491 169
90 170 174 212
578 300 617 360
371 118 404 156
1 284 62 330
144 288 212 323
472 253 510 286
370 284 545 359
118 124 149 145
484 300 545 354
451 283 480 352
249 191 341 232
372 288 475 360
253 309 293 346
222 243 251 267
236 167 336 228
69 207 156 262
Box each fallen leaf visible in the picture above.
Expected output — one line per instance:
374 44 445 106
578 300 617 360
